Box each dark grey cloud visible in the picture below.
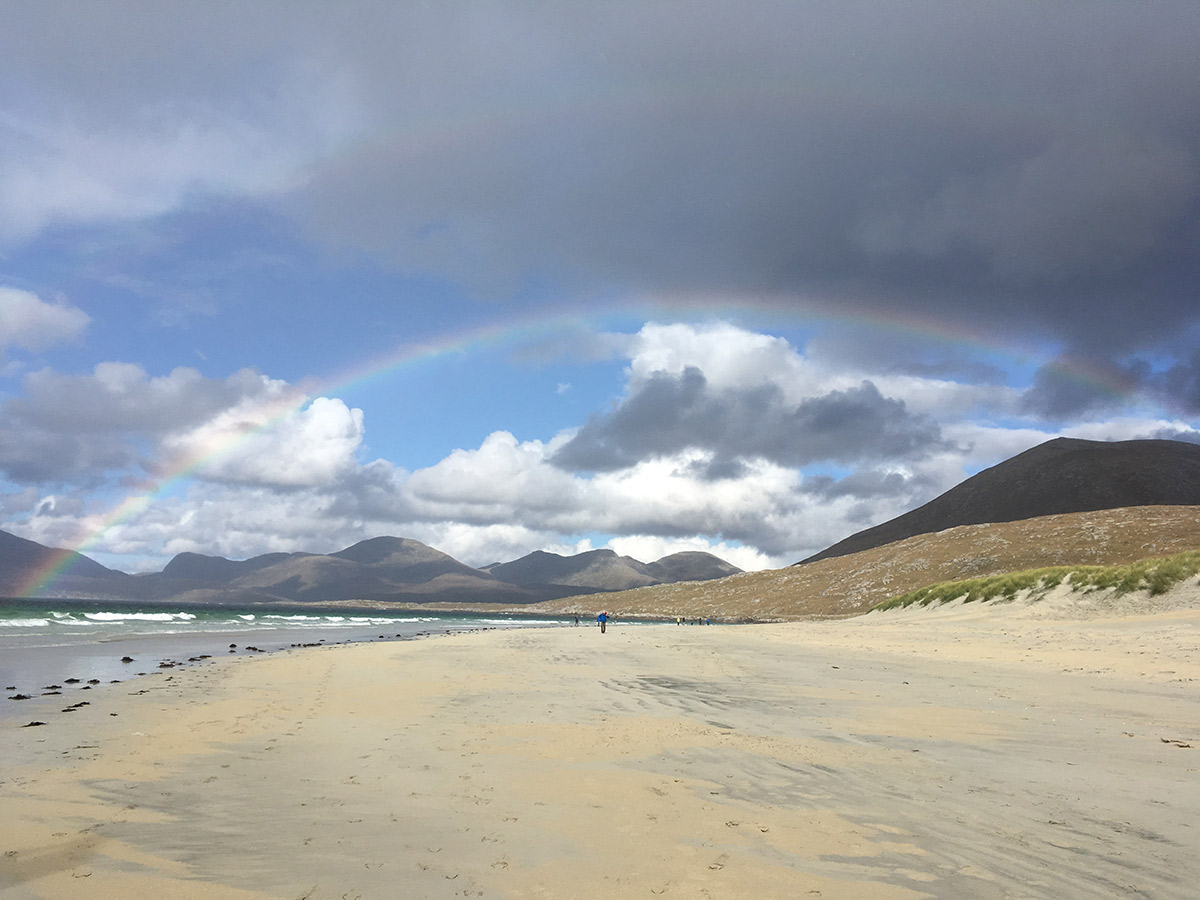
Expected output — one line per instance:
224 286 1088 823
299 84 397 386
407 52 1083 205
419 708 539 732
0 426 139 486
800 469 927 502
1018 359 1152 421
324 459 419 523
4 2 1200 401
0 365 298 485
805 325 1012 385
8 365 271 434
281 3 1200 367
1022 348 1200 421
685 457 749 482
1155 351 1200 415
552 367 947 472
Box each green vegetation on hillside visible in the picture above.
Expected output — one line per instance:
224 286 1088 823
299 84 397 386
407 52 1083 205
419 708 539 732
870 549 1200 612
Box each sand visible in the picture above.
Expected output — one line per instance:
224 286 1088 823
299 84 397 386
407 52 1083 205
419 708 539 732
2 597 1198 900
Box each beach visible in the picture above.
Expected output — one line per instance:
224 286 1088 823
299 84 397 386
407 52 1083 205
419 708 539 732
2 598 1198 899
0 603 572 711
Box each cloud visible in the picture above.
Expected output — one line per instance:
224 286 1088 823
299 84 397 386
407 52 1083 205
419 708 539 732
394 422 936 562
580 454 812 557
0 363 334 487
857 133 1198 283
0 7 360 244
281 4 1200 366
553 368 947 472
800 469 926 501
1146 427 1200 445
159 395 365 488
405 431 581 523
0 486 40 517
11 363 278 433
624 323 812 397
119 484 374 565
0 287 90 354
1017 358 1155 421
605 535 774 573
3 316 1196 575
1156 350 1200 414
4 3 1200 406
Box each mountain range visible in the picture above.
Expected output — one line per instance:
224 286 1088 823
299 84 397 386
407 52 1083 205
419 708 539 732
3 437 1198 612
0 530 741 606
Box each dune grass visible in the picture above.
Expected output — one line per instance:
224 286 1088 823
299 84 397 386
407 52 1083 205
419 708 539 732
870 549 1200 612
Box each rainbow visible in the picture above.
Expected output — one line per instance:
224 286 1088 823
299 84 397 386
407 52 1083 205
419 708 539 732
1 59 1161 597
12 301 1144 598
13 308 598 597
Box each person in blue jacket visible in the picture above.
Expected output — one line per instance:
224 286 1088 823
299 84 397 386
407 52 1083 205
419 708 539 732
596 611 608 633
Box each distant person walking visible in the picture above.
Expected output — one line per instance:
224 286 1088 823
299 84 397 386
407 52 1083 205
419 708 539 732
597 611 608 634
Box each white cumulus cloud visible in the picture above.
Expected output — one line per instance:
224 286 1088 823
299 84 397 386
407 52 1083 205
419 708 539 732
160 395 364 489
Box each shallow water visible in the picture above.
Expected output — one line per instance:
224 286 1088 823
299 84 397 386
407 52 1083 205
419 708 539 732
0 598 568 718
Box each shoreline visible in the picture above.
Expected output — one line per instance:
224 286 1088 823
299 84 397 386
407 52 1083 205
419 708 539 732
2 605 1197 899
0 603 581 722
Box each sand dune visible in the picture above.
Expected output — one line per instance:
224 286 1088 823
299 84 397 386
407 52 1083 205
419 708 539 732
2 591 1197 899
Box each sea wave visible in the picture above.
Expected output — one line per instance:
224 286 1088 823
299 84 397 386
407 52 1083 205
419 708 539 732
84 611 198 623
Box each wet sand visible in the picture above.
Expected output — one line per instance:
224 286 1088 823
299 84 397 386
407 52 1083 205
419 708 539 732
1 599 1197 899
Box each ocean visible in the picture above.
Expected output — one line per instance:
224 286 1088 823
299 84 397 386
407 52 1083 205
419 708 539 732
1 598 572 719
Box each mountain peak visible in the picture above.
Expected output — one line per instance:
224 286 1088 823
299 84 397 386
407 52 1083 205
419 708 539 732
799 437 1200 565
331 536 444 565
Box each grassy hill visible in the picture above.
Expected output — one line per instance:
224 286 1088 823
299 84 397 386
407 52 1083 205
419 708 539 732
800 437 1200 564
512 505 1200 620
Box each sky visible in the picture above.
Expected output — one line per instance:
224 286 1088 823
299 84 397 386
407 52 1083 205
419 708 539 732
2 2 1199 579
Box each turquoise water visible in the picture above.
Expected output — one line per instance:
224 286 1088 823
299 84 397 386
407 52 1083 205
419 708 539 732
0 597 559 641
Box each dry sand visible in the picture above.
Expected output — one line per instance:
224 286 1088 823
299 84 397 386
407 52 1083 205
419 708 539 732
2 593 1198 900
